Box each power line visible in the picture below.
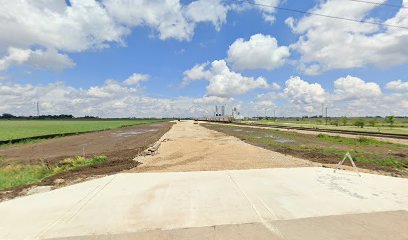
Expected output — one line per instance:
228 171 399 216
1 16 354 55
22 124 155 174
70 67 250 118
244 1 408 30
346 0 408 9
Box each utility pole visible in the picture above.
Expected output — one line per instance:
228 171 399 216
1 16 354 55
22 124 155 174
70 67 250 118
321 103 324 118
325 106 328 125
36 101 40 117
274 109 276 119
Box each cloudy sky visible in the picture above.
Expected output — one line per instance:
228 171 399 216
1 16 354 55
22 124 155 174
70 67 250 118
0 0 407 118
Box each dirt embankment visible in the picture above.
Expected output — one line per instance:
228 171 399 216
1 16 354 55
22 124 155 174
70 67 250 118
0 122 174 200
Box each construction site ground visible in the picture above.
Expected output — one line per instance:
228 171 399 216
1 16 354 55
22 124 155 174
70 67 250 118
0 122 173 200
1 120 407 240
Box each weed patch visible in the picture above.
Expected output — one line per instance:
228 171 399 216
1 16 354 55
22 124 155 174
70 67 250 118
0 155 107 190
316 133 395 146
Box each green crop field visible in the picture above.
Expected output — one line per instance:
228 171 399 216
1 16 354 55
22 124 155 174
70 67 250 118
0 119 163 141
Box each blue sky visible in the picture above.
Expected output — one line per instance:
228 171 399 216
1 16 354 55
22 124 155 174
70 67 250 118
0 0 407 117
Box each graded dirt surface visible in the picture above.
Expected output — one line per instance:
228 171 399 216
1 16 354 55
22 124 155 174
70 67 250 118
1 168 407 240
0 122 173 200
130 120 315 172
0 122 173 165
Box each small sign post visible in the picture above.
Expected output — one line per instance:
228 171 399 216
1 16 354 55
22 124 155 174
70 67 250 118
334 152 361 177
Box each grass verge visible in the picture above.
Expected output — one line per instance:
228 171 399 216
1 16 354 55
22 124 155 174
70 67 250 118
0 155 107 190
202 123 408 176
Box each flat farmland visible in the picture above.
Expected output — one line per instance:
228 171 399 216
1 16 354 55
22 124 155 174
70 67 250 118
252 117 408 135
0 119 163 141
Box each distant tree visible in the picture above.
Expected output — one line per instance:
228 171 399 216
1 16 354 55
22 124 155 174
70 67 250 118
385 116 395 127
1 113 15 119
341 117 348 126
368 119 377 127
330 119 339 126
0 113 78 120
354 119 365 128
82 115 99 119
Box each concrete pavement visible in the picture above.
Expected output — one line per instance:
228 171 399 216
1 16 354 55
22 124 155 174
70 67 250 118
1 167 408 239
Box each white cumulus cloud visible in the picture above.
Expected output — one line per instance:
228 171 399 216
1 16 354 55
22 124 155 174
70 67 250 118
0 47 75 71
0 0 126 53
333 75 382 100
0 80 214 118
227 34 290 71
103 0 228 41
386 80 408 91
254 0 281 24
289 0 408 74
284 76 326 112
183 60 269 97
123 73 150 86
185 0 228 31
182 62 212 85
193 96 233 104
0 0 230 71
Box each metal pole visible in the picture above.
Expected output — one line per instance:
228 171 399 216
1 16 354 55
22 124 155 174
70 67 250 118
325 107 328 125
321 103 324 118
37 101 40 117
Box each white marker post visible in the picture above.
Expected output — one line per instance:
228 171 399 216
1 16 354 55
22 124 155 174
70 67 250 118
334 152 361 177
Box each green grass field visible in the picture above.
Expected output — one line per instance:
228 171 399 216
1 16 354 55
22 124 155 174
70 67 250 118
249 118 408 135
0 119 163 141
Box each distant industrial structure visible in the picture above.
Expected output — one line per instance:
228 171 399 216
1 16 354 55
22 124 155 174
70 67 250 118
214 106 225 117
197 105 242 122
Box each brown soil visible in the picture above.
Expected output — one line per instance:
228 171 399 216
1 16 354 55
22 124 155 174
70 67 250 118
0 122 173 200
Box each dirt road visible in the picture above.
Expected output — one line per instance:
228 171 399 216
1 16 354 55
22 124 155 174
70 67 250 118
131 120 315 172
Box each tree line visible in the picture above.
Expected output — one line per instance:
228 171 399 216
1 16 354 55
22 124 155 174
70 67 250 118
0 113 98 120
